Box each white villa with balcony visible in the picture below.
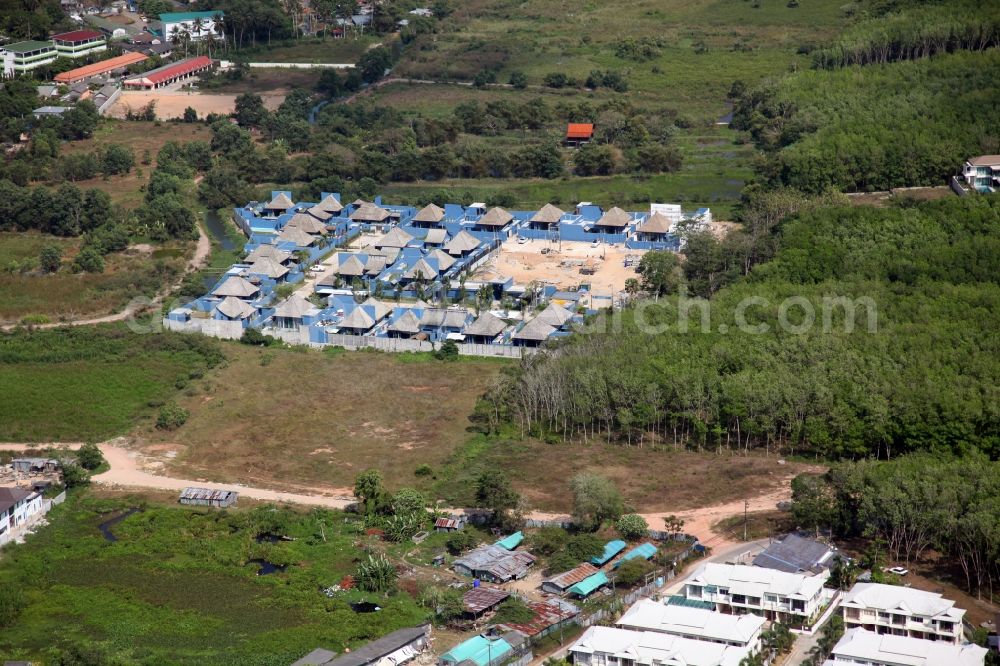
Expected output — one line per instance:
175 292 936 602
681 562 831 626
840 583 967 644
962 155 1000 192
617 599 765 653
824 628 987 666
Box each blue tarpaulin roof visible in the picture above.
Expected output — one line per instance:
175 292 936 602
441 635 512 666
591 540 626 566
495 531 523 550
567 571 609 597
613 542 657 568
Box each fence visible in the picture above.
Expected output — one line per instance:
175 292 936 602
164 317 245 340
97 87 122 115
247 62 355 69
576 575 670 628
950 175 969 197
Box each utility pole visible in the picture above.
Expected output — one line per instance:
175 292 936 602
743 499 749 543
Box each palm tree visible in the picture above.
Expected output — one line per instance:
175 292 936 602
192 16 205 41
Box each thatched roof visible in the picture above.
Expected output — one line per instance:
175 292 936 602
287 213 328 235
277 226 315 247
273 293 318 319
247 257 289 279
361 297 391 321
363 255 388 275
412 203 445 224
513 317 556 341
265 192 294 210
215 296 256 319
477 207 513 227
530 203 565 224
429 249 456 271
350 202 391 222
375 226 414 249
213 275 259 298
245 245 291 264
424 228 447 245
317 193 344 213
388 309 421 334
535 302 575 327
635 212 673 235
339 306 375 330
444 230 481 255
404 258 438 280
420 308 468 328
463 311 506 338
336 255 365 277
595 207 631 228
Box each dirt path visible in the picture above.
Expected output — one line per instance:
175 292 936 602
0 225 211 332
1 440 800 547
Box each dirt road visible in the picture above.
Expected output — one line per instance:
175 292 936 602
1 440 798 547
0 225 210 332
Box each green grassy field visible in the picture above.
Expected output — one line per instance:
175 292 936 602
0 326 224 442
236 35 380 64
395 0 851 121
0 231 190 326
0 494 427 665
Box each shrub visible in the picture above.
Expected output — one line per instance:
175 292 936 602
494 596 535 624
615 557 654 586
61 462 90 488
616 513 649 540
76 442 105 471
156 403 189 430
72 247 105 273
445 530 479 555
39 245 62 273
0 585 26 627
508 70 527 89
435 339 459 360
391 488 427 516
414 463 433 477
355 553 398 592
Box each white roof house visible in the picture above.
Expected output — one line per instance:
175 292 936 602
569 626 752 666
841 583 966 643
616 599 764 650
826 628 987 666
683 563 830 623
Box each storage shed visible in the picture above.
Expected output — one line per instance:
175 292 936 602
179 487 238 507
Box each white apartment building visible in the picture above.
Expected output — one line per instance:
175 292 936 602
682 562 831 625
824 628 987 666
617 599 765 652
0 487 46 546
569 625 753 666
841 583 967 644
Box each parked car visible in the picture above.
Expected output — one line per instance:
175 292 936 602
887 566 909 576
591 240 600 248
517 236 527 244
309 264 324 272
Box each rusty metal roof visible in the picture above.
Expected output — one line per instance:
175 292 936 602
544 562 599 590
500 599 579 637
179 487 237 502
463 586 510 614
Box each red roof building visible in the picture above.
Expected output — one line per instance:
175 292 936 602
52 30 104 44
52 29 107 58
55 51 148 84
566 123 594 145
123 55 212 89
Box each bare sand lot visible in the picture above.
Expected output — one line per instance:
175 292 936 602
109 90 285 120
475 238 644 297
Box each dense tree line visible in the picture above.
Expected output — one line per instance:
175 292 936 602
488 196 1000 460
792 454 1000 599
732 50 1000 192
812 4 999 69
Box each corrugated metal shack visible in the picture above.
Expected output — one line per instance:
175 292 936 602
178 487 238 507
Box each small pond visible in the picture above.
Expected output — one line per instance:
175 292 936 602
249 559 288 576
351 601 382 613
98 507 142 542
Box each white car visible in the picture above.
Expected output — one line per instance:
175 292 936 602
517 236 527 244
887 567 909 576
309 264 324 272
591 240 600 248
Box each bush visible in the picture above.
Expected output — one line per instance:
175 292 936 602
494 596 535 623
156 403 189 430
508 70 527 89
355 553 398 592
445 530 479 555
240 328 279 346
39 245 62 273
615 557 654 586
435 339 459 360
76 442 104 471
414 463 433 477
391 488 427 516
61 463 90 488
72 247 104 273
616 513 649 540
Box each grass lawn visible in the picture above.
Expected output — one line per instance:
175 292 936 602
432 436 817 514
712 510 796 542
236 35 379 64
0 326 225 442
0 231 191 325
0 493 428 665
137 345 505 493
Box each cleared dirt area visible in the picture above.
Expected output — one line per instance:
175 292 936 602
135 346 503 492
109 90 285 120
475 238 643 300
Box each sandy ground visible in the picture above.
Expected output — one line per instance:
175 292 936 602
109 90 285 120
475 238 644 300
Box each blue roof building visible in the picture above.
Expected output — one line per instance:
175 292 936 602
591 540 626 566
